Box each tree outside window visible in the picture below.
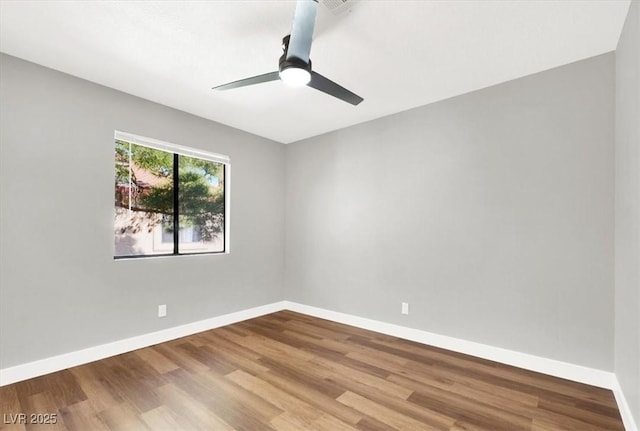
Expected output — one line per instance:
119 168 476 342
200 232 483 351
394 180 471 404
114 139 226 257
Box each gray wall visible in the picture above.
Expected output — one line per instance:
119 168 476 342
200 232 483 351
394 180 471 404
285 53 615 371
0 54 285 368
615 0 640 423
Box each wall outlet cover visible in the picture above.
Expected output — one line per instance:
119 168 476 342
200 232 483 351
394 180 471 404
401 302 409 315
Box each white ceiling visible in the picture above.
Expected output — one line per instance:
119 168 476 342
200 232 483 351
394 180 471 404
0 0 631 144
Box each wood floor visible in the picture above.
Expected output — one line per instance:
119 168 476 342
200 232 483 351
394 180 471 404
0 311 625 430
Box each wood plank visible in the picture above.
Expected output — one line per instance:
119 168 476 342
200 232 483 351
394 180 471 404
337 391 444 431
153 383 235 430
408 388 532 431
309 355 413 400
68 364 123 413
97 402 150 431
163 368 279 431
58 400 109 431
0 311 625 430
134 347 180 374
0 385 27 431
139 405 189 430
226 369 323 423
255 369 363 425
349 333 616 407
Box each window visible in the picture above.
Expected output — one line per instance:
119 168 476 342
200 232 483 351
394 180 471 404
114 132 229 258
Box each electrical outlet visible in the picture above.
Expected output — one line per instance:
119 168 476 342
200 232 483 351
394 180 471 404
158 304 167 318
401 302 409 315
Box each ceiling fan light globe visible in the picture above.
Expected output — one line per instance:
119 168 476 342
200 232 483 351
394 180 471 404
280 67 311 87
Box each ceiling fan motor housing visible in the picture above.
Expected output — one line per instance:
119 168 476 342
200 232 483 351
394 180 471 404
279 35 312 74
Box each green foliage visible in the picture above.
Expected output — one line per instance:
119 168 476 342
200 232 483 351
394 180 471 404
134 145 173 177
114 140 131 184
115 141 224 241
179 156 222 179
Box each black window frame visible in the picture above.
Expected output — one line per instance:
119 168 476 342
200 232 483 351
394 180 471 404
114 136 228 259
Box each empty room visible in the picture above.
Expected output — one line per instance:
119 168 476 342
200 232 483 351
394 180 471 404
0 0 638 430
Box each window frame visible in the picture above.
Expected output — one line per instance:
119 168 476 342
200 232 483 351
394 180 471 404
113 131 230 259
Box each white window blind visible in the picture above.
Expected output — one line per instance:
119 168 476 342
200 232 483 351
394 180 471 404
114 131 230 165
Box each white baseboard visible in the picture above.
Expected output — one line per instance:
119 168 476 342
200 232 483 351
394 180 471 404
612 376 639 431
1 300 637 431
283 301 617 389
0 301 287 387
284 302 638 430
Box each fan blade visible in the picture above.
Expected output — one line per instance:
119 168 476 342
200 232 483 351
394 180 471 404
287 0 318 63
308 71 363 105
212 71 280 91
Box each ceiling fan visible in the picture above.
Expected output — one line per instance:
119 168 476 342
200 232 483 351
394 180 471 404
212 0 363 105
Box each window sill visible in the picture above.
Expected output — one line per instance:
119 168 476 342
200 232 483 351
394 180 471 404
113 251 228 261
